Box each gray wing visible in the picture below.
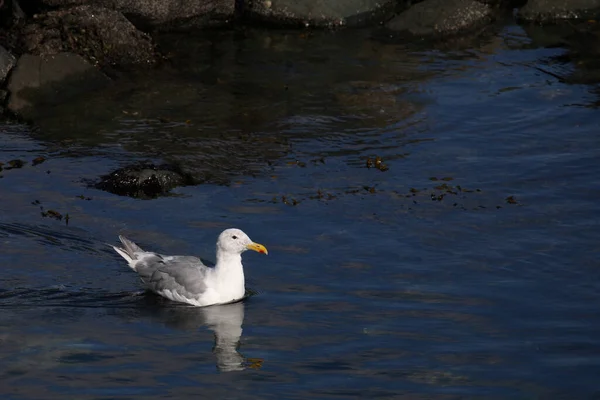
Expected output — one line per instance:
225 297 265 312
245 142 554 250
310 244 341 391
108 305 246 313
135 254 211 297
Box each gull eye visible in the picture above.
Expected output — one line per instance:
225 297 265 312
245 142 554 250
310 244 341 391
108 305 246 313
232 235 238 239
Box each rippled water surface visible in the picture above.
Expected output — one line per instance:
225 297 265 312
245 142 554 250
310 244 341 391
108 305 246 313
1 24 600 399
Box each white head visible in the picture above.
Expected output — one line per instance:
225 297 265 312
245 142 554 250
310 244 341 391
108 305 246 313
217 228 268 255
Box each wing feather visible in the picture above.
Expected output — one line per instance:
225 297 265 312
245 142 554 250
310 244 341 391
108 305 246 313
140 255 210 299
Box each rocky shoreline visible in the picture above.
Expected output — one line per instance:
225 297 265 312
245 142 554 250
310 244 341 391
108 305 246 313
0 0 599 121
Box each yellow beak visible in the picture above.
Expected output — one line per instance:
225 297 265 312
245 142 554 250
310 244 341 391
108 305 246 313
246 242 268 255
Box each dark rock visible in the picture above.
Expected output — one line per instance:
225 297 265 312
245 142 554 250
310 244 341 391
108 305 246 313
20 5 156 67
6 52 111 119
37 0 88 5
0 45 16 83
385 0 495 36
0 0 25 26
35 0 235 29
243 0 399 28
93 163 197 199
111 0 235 30
475 0 519 5
517 0 600 22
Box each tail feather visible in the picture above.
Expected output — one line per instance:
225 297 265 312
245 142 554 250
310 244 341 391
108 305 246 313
113 235 144 268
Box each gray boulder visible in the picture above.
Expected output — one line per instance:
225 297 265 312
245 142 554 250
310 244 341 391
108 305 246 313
6 52 110 119
20 5 156 67
517 0 600 22
33 0 235 29
385 0 496 36
0 45 16 83
243 0 399 28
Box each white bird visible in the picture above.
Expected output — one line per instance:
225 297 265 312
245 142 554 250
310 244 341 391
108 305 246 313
113 228 268 307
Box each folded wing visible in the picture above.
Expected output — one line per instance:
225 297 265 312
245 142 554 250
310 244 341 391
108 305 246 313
128 254 207 300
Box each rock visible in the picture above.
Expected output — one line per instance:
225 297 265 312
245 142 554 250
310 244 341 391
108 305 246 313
0 0 25 26
385 0 495 36
110 0 235 30
93 163 197 199
6 52 110 119
243 0 399 28
20 5 156 67
34 0 235 29
475 0 515 5
36 0 88 5
517 0 600 22
0 45 16 83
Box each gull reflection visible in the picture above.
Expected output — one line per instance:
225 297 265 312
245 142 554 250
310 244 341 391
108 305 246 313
139 295 250 372
203 302 245 372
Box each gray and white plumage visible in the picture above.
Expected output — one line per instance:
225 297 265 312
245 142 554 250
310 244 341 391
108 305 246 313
113 228 268 307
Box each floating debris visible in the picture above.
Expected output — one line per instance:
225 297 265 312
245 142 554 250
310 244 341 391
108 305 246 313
434 183 455 192
272 195 299 206
41 209 63 221
246 357 264 369
307 189 337 201
431 193 445 201
76 195 92 201
286 160 306 168
430 177 453 181
366 156 389 172
33 201 70 225
31 156 46 166
261 174 516 212
5 159 25 170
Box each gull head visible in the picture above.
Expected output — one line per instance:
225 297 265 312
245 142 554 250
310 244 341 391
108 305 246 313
217 228 268 255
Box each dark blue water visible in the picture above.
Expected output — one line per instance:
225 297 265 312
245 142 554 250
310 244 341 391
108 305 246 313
1 24 600 399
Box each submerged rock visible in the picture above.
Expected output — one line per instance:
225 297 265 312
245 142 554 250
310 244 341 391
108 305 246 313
385 0 496 37
20 5 156 67
6 52 110 119
93 163 197 199
517 0 600 22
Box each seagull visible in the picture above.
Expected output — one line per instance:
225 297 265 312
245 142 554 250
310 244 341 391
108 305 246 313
113 228 268 307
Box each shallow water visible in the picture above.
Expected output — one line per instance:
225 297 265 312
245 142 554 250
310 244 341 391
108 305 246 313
1 23 600 399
